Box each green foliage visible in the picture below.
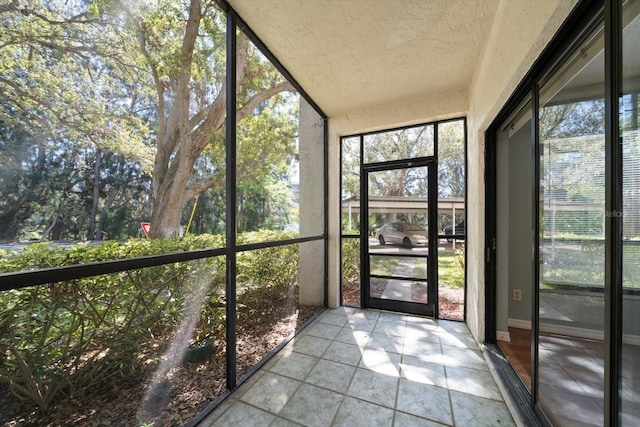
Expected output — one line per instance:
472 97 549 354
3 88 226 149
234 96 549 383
340 136 361 200
341 238 360 287
0 242 223 410
0 1 154 165
237 231 299 292
540 239 605 287
235 91 299 233
0 230 299 411
0 0 156 241
363 125 434 165
369 255 401 277
340 238 361 305
437 120 466 198
438 249 465 289
341 212 361 235
0 131 152 241
540 100 605 140
1 1 300 240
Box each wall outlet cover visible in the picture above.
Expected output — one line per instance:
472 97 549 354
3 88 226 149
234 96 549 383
513 289 522 301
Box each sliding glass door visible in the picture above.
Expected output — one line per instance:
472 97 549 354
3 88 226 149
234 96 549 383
488 1 640 425
537 19 606 424
621 1 640 424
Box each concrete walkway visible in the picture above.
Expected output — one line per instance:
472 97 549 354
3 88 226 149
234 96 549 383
381 257 416 301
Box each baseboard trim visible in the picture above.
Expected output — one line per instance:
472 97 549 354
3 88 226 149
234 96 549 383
497 330 511 342
507 318 640 346
623 334 640 346
508 319 531 330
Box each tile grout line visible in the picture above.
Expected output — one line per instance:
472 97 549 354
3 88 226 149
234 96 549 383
209 308 501 426
270 311 340 425
327 309 373 425
443 335 457 427
327 318 357 427
394 319 409 427
275 312 345 427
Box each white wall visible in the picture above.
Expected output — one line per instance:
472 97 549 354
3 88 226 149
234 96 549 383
507 122 534 324
496 120 534 339
464 0 578 342
495 130 510 335
298 98 326 306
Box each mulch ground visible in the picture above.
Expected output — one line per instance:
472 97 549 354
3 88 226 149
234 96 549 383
343 282 464 320
1 296 319 427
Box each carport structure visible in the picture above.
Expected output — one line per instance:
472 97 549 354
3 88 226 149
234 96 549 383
342 196 465 219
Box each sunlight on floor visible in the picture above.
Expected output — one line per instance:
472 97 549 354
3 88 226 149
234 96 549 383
201 307 515 426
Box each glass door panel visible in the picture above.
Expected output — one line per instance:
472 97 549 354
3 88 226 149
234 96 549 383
622 1 640 424
365 164 435 315
537 19 605 426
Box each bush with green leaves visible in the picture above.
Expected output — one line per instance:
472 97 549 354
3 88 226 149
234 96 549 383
341 238 360 287
0 231 297 410
238 233 298 289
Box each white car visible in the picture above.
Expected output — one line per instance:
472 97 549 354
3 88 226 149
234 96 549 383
375 222 428 248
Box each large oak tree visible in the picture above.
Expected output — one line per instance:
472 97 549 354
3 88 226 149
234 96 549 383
0 0 294 238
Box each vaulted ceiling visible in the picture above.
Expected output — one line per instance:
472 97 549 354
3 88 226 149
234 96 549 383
227 0 501 117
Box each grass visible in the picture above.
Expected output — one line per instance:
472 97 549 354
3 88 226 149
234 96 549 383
369 255 428 279
438 250 465 289
367 251 464 289
369 255 401 277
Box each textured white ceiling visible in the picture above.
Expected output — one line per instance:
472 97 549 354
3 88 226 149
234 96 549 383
228 0 500 117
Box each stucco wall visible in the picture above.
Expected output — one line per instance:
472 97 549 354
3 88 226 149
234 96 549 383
299 98 326 306
464 0 579 342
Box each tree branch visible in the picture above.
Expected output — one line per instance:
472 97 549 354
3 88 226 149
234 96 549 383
236 80 295 122
182 174 225 202
113 0 171 198
0 2 97 24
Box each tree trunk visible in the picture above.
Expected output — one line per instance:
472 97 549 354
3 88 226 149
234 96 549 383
149 192 186 238
149 138 195 237
0 196 31 240
87 148 102 240
146 2 294 238
95 155 127 240
0 142 47 240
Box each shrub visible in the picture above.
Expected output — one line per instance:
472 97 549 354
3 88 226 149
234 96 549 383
341 238 360 287
438 248 465 289
235 233 300 323
0 248 223 410
0 231 298 410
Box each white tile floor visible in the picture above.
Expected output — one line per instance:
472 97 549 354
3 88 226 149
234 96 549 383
200 307 516 427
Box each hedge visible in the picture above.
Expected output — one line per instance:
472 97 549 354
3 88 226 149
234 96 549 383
0 231 298 410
